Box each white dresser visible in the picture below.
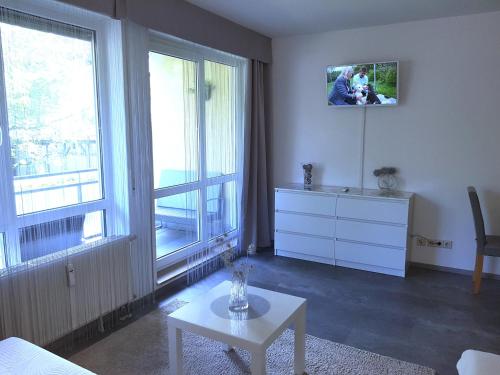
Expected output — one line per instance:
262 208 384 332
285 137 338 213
274 184 414 277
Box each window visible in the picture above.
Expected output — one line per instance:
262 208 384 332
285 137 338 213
149 36 245 268
204 60 237 178
207 181 237 239
2 19 102 214
0 233 5 269
0 6 119 268
149 52 200 259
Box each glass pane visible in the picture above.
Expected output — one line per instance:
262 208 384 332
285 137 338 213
83 210 104 242
0 233 5 270
155 191 199 259
149 52 198 189
13 170 100 214
1 21 103 215
18 210 104 262
205 60 236 178
207 181 237 239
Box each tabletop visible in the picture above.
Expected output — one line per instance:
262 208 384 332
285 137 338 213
168 280 306 347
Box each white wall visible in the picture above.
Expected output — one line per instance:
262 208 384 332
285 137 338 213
271 11 500 274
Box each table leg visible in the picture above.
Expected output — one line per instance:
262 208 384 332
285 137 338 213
168 325 183 375
294 305 306 375
250 348 266 375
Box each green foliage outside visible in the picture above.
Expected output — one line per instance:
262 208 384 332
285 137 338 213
373 62 397 98
326 81 334 98
1 22 99 178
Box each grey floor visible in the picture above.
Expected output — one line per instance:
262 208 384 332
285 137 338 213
160 250 500 375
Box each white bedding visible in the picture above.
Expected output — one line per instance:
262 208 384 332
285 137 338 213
0 337 94 375
457 349 500 375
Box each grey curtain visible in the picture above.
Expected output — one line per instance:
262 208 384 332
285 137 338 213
241 60 271 251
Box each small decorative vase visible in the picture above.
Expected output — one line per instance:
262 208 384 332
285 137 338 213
377 174 397 191
303 163 313 189
229 269 249 311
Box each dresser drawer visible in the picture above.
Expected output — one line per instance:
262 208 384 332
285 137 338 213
275 190 336 216
335 240 406 270
275 212 335 238
336 197 409 224
336 219 407 248
275 232 334 260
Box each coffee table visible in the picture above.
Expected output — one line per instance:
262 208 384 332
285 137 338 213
168 280 307 375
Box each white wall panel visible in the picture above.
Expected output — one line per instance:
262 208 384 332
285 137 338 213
271 11 500 274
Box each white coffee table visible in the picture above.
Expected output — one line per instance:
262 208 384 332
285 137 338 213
168 280 307 375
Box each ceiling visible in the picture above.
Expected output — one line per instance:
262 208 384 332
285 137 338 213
186 0 500 38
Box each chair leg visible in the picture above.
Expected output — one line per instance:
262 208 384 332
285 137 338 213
473 254 484 294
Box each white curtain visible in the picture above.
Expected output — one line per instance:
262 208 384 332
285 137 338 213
148 49 200 261
121 19 155 299
0 0 152 348
0 0 251 349
186 51 248 282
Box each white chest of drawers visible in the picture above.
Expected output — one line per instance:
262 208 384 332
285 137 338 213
274 184 414 277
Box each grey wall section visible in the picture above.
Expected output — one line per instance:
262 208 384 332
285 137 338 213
56 0 116 18
57 0 272 62
124 0 271 62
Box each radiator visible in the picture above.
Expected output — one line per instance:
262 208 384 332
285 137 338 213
0 236 135 346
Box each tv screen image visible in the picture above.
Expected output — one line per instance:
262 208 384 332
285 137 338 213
326 62 398 106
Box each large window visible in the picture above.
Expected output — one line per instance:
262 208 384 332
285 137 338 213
0 233 5 269
0 6 115 267
149 36 245 268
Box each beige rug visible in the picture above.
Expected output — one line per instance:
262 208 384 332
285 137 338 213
70 300 436 375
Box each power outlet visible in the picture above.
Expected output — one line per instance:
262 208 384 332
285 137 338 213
416 237 452 249
442 240 453 249
416 238 427 247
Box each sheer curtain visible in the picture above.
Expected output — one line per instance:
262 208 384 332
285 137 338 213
0 0 152 349
187 58 271 282
122 19 155 298
205 60 237 178
148 48 200 262
186 51 247 283
0 0 257 351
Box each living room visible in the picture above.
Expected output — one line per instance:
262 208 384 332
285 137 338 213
0 1 499 374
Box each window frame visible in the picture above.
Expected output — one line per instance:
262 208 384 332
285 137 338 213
149 33 246 270
0 0 119 268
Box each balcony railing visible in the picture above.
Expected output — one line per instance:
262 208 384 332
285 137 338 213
13 168 101 215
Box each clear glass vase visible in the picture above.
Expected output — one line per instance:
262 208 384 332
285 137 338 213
377 174 397 191
229 269 249 311
303 165 312 189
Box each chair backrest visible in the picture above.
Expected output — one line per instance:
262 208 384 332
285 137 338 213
467 186 486 250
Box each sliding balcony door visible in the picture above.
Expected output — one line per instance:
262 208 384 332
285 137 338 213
149 36 245 269
149 52 200 261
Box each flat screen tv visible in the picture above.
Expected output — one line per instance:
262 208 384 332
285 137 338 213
326 61 398 106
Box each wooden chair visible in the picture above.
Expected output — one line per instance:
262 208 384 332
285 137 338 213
467 186 500 294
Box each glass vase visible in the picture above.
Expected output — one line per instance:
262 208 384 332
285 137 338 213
229 269 249 311
377 174 397 191
302 163 313 190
